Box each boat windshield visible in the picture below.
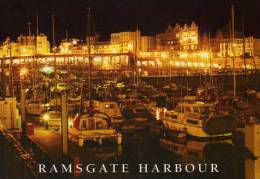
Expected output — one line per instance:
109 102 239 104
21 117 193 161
199 106 215 115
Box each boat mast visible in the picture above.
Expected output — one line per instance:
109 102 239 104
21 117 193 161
52 14 56 75
134 25 138 86
32 14 39 101
242 20 247 86
231 4 236 99
208 32 213 85
8 41 14 97
52 14 58 111
86 8 92 101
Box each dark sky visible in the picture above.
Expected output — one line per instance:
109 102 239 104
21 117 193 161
0 0 259 44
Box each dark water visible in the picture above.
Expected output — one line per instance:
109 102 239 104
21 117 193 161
76 132 246 179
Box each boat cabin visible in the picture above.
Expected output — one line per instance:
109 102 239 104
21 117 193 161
175 102 216 116
72 114 109 131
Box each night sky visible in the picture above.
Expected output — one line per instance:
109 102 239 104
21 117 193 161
0 0 259 44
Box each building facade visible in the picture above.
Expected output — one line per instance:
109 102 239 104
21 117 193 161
0 34 50 57
140 36 156 52
156 22 199 51
220 37 260 58
110 31 141 52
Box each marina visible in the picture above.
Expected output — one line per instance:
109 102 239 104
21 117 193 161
0 1 260 179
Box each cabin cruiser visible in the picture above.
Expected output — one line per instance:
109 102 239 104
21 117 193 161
161 96 237 138
69 113 122 147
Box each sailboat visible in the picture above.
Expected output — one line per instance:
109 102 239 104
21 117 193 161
68 8 122 146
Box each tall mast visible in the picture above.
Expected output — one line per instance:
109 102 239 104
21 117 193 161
86 8 92 101
36 14 39 37
36 13 39 54
242 20 247 79
28 22 31 36
65 29 69 42
32 14 39 101
231 4 236 99
134 25 138 85
52 14 58 111
208 32 213 85
52 14 57 74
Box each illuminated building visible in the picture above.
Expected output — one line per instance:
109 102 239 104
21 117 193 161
220 37 260 57
59 40 125 54
0 34 50 57
140 36 156 51
59 39 80 54
36 34 51 55
95 42 123 54
0 38 19 57
156 23 181 50
17 34 50 56
156 22 198 51
177 22 198 50
110 31 141 52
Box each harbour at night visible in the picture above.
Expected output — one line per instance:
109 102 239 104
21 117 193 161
0 0 259 179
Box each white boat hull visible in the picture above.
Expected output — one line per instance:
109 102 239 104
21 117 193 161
162 118 232 138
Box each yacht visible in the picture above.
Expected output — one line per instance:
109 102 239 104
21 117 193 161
161 96 237 138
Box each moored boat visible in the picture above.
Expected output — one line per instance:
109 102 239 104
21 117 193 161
161 96 237 138
69 113 122 147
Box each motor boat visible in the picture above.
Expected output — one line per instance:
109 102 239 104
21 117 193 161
69 113 122 147
161 96 237 138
